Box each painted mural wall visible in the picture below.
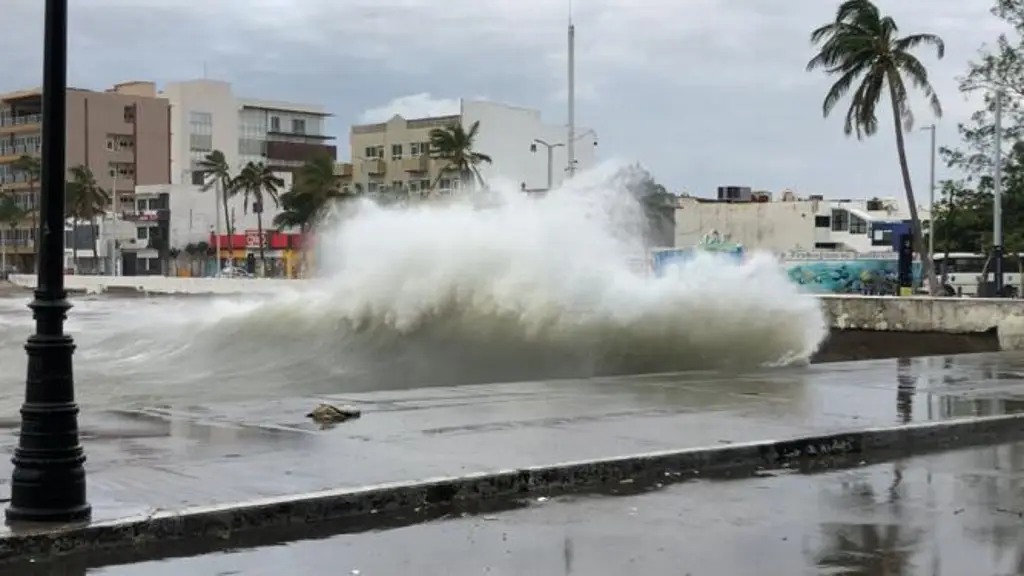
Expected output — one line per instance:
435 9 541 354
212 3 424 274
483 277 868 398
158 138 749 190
649 248 921 295
783 251 922 295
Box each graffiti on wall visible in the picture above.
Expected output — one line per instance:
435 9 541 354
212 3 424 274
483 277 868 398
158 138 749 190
785 259 922 295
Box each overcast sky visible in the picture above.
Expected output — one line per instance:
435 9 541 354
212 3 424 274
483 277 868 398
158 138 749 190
0 0 1008 198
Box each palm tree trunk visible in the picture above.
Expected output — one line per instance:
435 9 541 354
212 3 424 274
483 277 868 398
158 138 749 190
31 181 38 274
256 211 266 277
91 217 99 274
888 75 935 296
72 220 79 272
222 186 233 268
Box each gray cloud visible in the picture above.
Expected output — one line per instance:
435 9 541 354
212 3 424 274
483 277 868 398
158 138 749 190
0 0 998 197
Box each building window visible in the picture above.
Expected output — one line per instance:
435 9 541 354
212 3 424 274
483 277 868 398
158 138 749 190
123 105 136 123
391 144 403 160
849 215 867 234
830 208 849 232
190 134 213 153
270 116 280 132
291 118 306 135
367 182 379 193
189 111 212 125
191 170 206 186
189 111 213 154
410 142 420 156
136 226 149 240
872 228 893 246
814 215 830 228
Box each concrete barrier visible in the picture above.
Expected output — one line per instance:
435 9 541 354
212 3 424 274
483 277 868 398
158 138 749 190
819 294 1024 332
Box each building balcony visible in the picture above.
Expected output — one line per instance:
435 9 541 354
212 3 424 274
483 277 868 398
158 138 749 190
334 162 353 177
0 113 41 135
401 156 428 173
362 158 385 175
0 142 41 164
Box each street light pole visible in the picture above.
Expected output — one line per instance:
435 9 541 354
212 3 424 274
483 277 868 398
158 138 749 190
994 89 1005 296
531 139 564 191
921 124 936 292
566 18 576 178
6 0 91 523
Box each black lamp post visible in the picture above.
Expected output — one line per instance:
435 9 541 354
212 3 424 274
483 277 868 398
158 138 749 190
6 0 91 524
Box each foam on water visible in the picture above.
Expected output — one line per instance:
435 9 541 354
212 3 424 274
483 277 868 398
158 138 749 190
0 162 828 409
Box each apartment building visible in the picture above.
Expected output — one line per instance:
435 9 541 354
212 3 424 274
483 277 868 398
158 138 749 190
340 99 597 196
0 82 171 271
163 80 336 184
156 80 334 262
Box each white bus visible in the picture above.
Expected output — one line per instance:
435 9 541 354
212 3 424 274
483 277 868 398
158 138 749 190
933 252 1023 297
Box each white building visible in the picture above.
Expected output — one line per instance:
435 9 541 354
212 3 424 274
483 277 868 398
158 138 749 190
674 192 932 254
460 100 598 190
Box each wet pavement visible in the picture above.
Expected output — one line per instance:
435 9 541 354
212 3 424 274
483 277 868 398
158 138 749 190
24 439 1024 575
1 353 1024 532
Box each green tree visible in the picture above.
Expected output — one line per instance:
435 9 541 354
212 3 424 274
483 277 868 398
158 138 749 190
11 154 40 272
197 150 237 262
65 164 110 271
274 153 346 234
807 0 944 294
931 142 1024 294
234 162 284 275
0 194 27 271
428 121 493 192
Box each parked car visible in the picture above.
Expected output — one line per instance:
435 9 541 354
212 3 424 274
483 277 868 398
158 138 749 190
215 266 254 279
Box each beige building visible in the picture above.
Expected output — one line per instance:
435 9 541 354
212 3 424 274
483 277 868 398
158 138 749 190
337 113 461 197
0 81 171 269
336 99 599 197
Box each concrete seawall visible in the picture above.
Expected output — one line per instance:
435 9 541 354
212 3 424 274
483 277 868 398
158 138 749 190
7 275 1024 352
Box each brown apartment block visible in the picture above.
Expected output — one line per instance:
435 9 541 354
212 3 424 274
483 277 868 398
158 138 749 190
0 81 170 268
335 113 461 197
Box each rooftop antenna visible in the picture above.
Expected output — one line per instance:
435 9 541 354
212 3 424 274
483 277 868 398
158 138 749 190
566 0 576 178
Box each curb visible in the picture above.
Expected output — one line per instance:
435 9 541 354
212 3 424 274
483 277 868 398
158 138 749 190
4 412 1024 562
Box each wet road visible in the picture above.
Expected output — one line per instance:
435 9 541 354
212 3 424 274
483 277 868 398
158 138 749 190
27 439 1024 575
3 353 1024 523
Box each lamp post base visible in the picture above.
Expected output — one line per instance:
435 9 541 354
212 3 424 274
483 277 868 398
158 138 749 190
6 328 90 525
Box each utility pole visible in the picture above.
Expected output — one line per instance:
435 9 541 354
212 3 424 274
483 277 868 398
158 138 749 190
566 15 576 177
922 124 937 294
994 89 1005 296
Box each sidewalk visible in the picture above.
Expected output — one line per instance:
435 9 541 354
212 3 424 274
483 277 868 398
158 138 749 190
1 353 1024 558
75 440 1024 576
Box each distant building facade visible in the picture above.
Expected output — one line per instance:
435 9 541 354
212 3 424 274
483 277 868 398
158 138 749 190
339 99 597 196
674 190 930 254
0 82 172 271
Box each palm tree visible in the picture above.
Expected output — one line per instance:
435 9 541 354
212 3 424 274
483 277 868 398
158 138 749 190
197 150 237 264
65 165 110 272
428 121 493 192
275 153 344 233
0 194 27 272
11 155 40 272
234 162 284 275
807 0 944 294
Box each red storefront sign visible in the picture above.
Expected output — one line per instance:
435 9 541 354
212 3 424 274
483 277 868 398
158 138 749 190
209 230 306 251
